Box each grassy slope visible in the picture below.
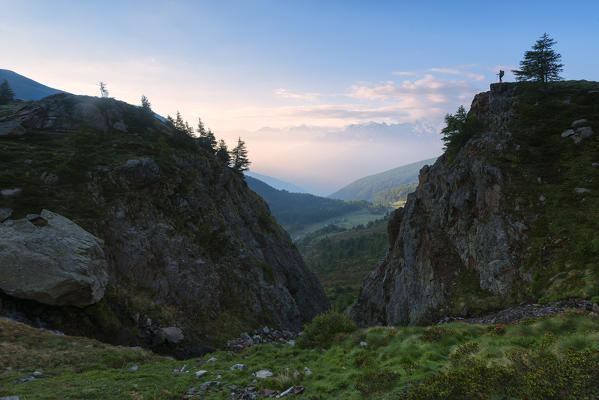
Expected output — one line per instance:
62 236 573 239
329 158 436 202
493 81 599 304
245 176 386 237
2 312 599 399
297 219 388 311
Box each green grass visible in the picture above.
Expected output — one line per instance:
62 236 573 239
489 81 599 304
3 310 599 399
297 218 388 310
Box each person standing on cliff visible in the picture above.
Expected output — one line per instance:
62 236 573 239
498 70 505 83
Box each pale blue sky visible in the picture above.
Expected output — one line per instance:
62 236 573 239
2 0 598 192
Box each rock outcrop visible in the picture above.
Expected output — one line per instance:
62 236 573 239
0 210 108 307
0 93 329 356
352 81 599 327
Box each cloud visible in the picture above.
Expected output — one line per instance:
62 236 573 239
392 71 418 76
274 88 321 100
348 74 474 100
429 67 485 81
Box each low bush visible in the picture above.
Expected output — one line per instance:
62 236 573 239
297 311 356 348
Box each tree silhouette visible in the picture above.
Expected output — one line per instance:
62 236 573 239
99 82 109 98
141 95 152 112
231 137 250 172
216 139 231 166
197 117 217 152
0 80 15 104
513 33 563 82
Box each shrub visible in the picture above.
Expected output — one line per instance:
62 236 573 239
355 369 400 395
297 311 356 348
449 341 480 363
421 326 455 342
353 350 374 368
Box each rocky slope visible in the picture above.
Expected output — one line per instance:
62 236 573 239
0 93 328 357
352 81 599 327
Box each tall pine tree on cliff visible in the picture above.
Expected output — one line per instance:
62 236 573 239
513 33 563 82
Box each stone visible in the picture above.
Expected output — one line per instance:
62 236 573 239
571 118 588 127
0 209 108 307
40 172 59 185
114 158 161 187
539 195 546 202
129 365 138 373
279 387 294 397
230 364 248 371
195 370 208 378
1 188 21 198
574 188 591 194
160 327 184 344
207 357 217 363
261 389 276 397
592 163 599 168
199 381 220 390
254 370 273 379
32 371 42 377
359 341 367 347
576 126 594 139
0 121 26 136
561 128 575 138
0 208 11 222
0 396 20 400
304 367 312 376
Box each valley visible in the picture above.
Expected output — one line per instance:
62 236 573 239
2 6 599 398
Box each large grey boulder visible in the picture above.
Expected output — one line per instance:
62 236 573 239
0 210 108 307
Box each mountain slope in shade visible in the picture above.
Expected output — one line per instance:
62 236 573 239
245 175 371 235
245 170 306 193
0 69 64 100
329 157 438 201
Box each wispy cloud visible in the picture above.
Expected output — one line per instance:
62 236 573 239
274 88 322 100
428 67 485 81
392 71 418 76
348 74 474 100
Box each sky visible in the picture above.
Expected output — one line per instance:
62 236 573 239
2 0 598 194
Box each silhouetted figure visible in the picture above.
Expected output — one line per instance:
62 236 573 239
498 70 505 83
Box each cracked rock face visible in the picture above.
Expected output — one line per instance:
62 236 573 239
351 83 527 327
0 210 108 307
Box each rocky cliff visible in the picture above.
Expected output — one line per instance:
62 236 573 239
352 81 599 327
0 93 328 357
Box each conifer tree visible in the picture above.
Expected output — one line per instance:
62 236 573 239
141 95 152 112
197 117 217 151
512 33 563 82
231 137 250 172
0 80 15 104
216 139 231 166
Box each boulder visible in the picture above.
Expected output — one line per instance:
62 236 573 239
160 326 184 344
114 158 161 186
254 370 274 379
0 120 26 136
0 208 11 222
0 210 108 307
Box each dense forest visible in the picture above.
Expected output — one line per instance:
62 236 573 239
297 218 388 311
245 176 386 234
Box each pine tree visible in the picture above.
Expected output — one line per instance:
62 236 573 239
230 137 250 172
141 95 152 112
0 80 15 104
197 118 217 152
99 81 109 98
512 33 563 82
216 139 231 166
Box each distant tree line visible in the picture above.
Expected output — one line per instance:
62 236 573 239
139 94 250 173
0 80 15 105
